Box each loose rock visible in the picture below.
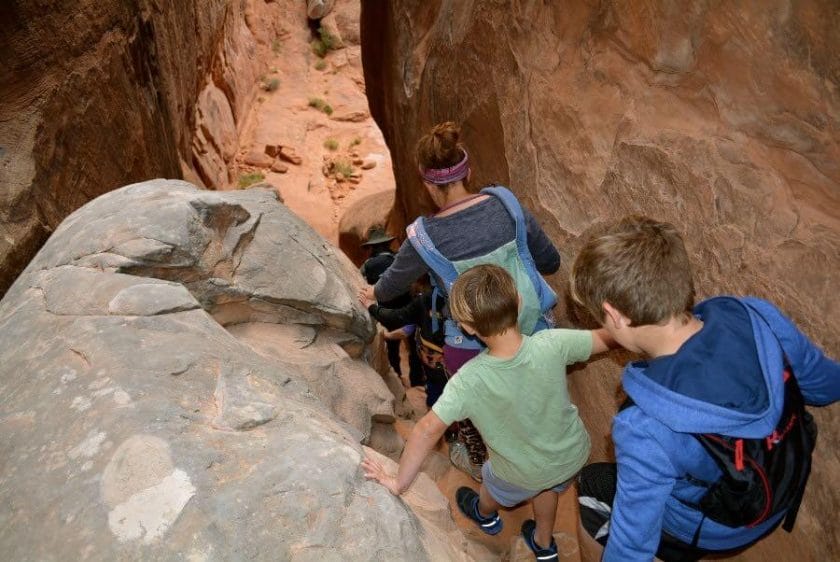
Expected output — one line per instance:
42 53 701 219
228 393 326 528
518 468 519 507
278 146 303 165
242 150 274 168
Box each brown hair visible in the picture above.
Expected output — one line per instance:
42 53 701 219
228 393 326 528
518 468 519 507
570 215 695 326
449 264 519 337
416 122 467 180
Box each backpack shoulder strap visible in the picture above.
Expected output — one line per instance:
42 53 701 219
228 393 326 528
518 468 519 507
430 286 444 335
481 186 528 249
405 217 458 293
481 186 556 312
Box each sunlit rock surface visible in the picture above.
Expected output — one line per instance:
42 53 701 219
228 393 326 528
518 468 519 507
0 180 485 560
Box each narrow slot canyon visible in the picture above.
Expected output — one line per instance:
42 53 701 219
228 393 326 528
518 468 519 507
0 1 838 561
216 5 569 558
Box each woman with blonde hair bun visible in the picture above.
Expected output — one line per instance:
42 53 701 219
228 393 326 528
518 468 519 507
360 121 561 481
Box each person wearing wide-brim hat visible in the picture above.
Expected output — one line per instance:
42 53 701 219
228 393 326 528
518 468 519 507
360 227 396 248
359 227 396 284
360 226 424 387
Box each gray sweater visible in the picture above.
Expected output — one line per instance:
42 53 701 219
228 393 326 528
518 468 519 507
374 196 561 302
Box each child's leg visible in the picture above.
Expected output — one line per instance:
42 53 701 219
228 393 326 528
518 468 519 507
406 333 425 386
385 338 402 376
478 483 502 518
532 489 559 548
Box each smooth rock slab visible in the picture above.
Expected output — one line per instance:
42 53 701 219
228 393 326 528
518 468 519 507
0 180 477 561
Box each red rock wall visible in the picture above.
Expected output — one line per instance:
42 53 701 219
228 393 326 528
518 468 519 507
362 2 840 559
0 0 289 295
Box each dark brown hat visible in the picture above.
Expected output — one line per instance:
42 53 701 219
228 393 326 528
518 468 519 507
361 226 395 246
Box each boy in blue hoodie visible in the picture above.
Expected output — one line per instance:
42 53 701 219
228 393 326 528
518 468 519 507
570 215 840 562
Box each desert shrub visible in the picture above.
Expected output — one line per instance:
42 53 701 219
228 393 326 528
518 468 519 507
324 138 339 151
319 27 338 50
308 97 333 116
333 159 354 177
310 27 339 58
311 39 328 58
238 172 265 189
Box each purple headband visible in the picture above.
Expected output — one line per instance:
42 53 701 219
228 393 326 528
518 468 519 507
419 150 470 185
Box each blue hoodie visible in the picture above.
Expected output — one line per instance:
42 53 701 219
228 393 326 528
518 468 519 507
604 297 840 562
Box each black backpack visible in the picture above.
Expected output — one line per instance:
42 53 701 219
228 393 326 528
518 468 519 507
622 368 817 535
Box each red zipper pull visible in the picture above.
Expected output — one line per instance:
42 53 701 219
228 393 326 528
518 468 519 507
735 439 745 471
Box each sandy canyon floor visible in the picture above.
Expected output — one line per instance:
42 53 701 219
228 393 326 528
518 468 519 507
229 10 394 245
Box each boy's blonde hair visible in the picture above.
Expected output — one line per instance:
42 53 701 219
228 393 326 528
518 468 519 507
449 264 519 337
570 215 695 326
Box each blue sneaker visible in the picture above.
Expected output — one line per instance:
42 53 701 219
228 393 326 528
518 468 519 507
455 487 502 535
521 519 558 561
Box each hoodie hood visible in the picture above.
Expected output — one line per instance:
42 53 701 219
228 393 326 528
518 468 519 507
622 297 786 437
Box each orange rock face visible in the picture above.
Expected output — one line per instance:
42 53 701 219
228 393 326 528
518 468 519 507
362 2 840 559
0 0 291 295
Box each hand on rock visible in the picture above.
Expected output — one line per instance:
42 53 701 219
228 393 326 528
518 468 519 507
382 327 407 341
358 286 376 308
362 455 402 496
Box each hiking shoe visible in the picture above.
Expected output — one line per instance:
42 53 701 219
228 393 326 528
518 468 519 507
521 519 558 561
455 487 503 535
449 440 483 482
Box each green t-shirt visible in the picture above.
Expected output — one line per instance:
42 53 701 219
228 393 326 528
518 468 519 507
432 329 593 490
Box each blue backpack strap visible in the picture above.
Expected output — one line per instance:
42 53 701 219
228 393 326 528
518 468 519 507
406 217 459 293
430 286 442 334
406 218 483 349
481 186 556 312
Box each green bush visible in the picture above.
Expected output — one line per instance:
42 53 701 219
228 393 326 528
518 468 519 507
310 27 339 58
350 137 362 147
323 138 339 151
310 39 328 58
265 78 280 92
308 97 333 116
319 27 338 51
333 159 354 178
238 172 265 189
314 59 327 71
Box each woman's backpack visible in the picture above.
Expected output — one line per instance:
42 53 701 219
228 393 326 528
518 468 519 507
406 186 556 349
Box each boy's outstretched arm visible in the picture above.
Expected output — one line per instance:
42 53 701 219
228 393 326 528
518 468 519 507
590 328 617 355
362 410 448 495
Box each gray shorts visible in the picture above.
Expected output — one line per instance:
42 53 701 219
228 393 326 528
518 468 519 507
481 460 574 507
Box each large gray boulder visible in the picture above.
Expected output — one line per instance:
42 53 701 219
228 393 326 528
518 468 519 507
0 180 477 560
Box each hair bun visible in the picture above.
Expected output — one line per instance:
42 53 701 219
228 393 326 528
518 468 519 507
431 121 459 146
416 121 466 171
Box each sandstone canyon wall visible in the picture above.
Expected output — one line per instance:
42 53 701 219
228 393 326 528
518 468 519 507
362 1 840 559
0 0 289 296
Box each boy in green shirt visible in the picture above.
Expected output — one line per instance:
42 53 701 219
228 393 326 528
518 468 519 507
362 264 613 561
